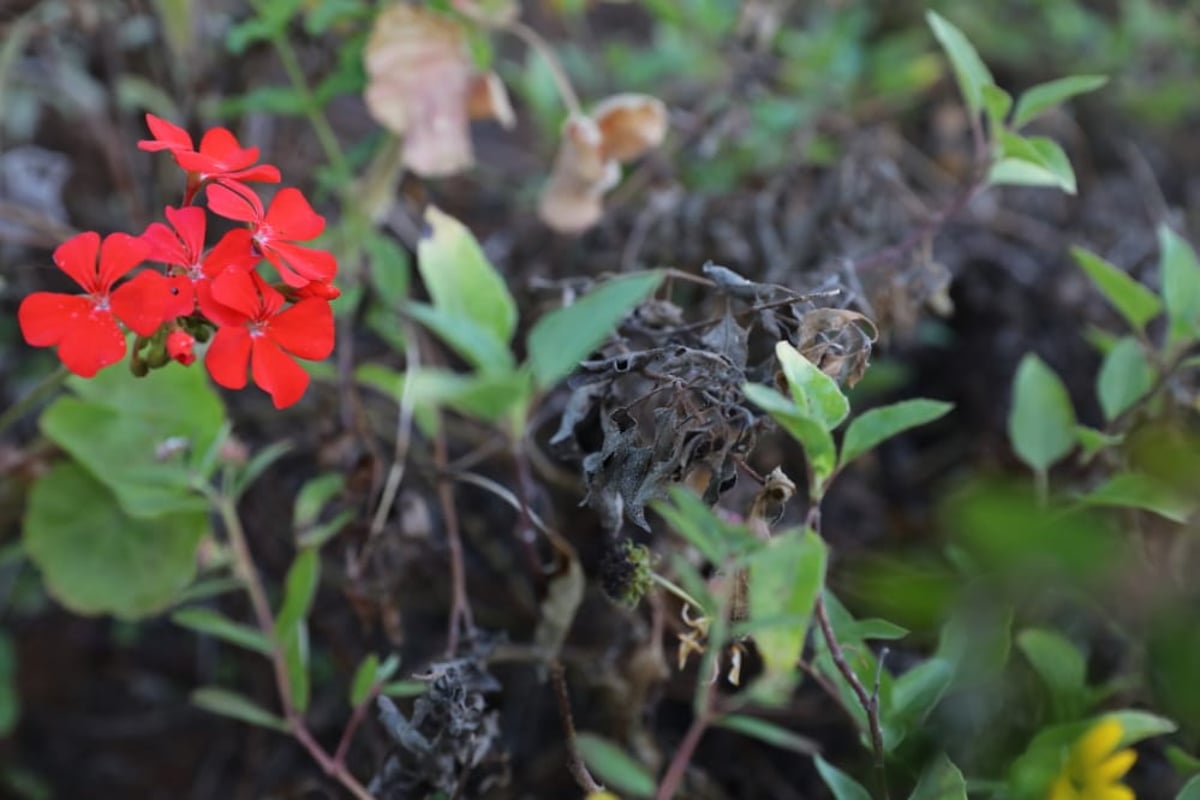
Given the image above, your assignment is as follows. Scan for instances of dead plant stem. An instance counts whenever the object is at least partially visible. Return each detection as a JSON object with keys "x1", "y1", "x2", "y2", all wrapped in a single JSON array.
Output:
[{"x1": 551, "y1": 659, "x2": 603, "y2": 793}]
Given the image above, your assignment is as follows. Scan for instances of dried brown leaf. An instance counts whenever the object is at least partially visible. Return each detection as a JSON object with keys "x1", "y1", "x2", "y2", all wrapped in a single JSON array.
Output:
[
  {"x1": 538, "y1": 115, "x2": 620, "y2": 233},
  {"x1": 592, "y1": 93, "x2": 669, "y2": 163}
]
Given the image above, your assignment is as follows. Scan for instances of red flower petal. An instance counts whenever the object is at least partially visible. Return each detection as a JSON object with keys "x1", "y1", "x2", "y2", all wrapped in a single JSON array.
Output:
[
  {"x1": 202, "y1": 229, "x2": 261, "y2": 279},
  {"x1": 265, "y1": 188, "x2": 325, "y2": 240},
  {"x1": 269, "y1": 298, "x2": 335, "y2": 360},
  {"x1": 111, "y1": 270, "x2": 171, "y2": 336},
  {"x1": 168, "y1": 205, "x2": 206, "y2": 259},
  {"x1": 18, "y1": 292, "x2": 91, "y2": 346},
  {"x1": 293, "y1": 280, "x2": 342, "y2": 301},
  {"x1": 265, "y1": 241, "x2": 338, "y2": 287},
  {"x1": 97, "y1": 233, "x2": 151, "y2": 291},
  {"x1": 204, "y1": 325, "x2": 252, "y2": 389},
  {"x1": 163, "y1": 275, "x2": 196, "y2": 318},
  {"x1": 55, "y1": 310, "x2": 127, "y2": 378},
  {"x1": 138, "y1": 114, "x2": 193, "y2": 152},
  {"x1": 251, "y1": 336, "x2": 311, "y2": 408},
  {"x1": 195, "y1": 279, "x2": 241, "y2": 328},
  {"x1": 53, "y1": 232, "x2": 102, "y2": 293},
  {"x1": 207, "y1": 182, "x2": 265, "y2": 224},
  {"x1": 194, "y1": 127, "x2": 259, "y2": 170},
  {"x1": 217, "y1": 166, "x2": 282, "y2": 187}
]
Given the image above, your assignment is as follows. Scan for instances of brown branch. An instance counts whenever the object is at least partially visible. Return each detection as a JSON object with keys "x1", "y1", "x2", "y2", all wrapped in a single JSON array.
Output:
[
  {"x1": 551, "y1": 660, "x2": 603, "y2": 794},
  {"x1": 433, "y1": 423, "x2": 475, "y2": 657}
]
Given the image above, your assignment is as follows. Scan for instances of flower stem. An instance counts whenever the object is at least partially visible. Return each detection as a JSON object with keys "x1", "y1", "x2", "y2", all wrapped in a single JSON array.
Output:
[{"x1": 0, "y1": 366, "x2": 69, "y2": 437}]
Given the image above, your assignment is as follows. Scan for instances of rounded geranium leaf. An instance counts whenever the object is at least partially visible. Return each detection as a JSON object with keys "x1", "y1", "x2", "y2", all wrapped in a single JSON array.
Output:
[
  {"x1": 18, "y1": 292, "x2": 90, "y2": 347},
  {"x1": 270, "y1": 298, "x2": 335, "y2": 360},
  {"x1": 204, "y1": 326, "x2": 252, "y2": 389},
  {"x1": 251, "y1": 337, "x2": 310, "y2": 409},
  {"x1": 53, "y1": 231, "x2": 102, "y2": 292},
  {"x1": 55, "y1": 310, "x2": 127, "y2": 378}
]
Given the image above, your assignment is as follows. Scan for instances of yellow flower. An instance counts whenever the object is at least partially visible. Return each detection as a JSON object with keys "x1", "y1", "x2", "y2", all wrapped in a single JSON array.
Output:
[
  {"x1": 1047, "y1": 719, "x2": 1137, "y2": 800},
  {"x1": 585, "y1": 792, "x2": 621, "y2": 800}
]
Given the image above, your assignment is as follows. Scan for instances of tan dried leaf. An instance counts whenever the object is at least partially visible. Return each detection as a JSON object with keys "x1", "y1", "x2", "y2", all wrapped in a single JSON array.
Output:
[
  {"x1": 538, "y1": 115, "x2": 620, "y2": 233},
  {"x1": 363, "y1": 5, "x2": 476, "y2": 176},
  {"x1": 466, "y1": 71, "x2": 516, "y2": 129},
  {"x1": 592, "y1": 93, "x2": 669, "y2": 163}
]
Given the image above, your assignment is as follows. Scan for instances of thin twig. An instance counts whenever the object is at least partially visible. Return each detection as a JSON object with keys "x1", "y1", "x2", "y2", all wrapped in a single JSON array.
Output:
[
  {"x1": 814, "y1": 594, "x2": 889, "y2": 800},
  {"x1": 655, "y1": 693, "x2": 713, "y2": 800},
  {"x1": 0, "y1": 366, "x2": 69, "y2": 436},
  {"x1": 550, "y1": 659, "x2": 603, "y2": 793},
  {"x1": 433, "y1": 422, "x2": 475, "y2": 656},
  {"x1": 503, "y1": 20, "x2": 583, "y2": 117},
  {"x1": 369, "y1": 326, "x2": 420, "y2": 536}
]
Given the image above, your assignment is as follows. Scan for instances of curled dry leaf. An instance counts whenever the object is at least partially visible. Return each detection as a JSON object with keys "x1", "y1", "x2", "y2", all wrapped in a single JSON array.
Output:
[
  {"x1": 539, "y1": 94, "x2": 668, "y2": 233},
  {"x1": 364, "y1": 5, "x2": 514, "y2": 177}
]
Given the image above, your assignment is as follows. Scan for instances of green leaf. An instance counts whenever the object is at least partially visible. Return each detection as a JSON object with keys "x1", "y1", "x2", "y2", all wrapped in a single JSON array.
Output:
[
  {"x1": 0, "y1": 632, "x2": 18, "y2": 736},
  {"x1": 232, "y1": 441, "x2": 293, "y2": 499},
  {"x1": 1167, "y1": 746, "x2": 1200, "y2": 777},
  {"x1": 575, "y1": 733, "x2": 656, "y2": 799},
  {"x1": 743, "y1": 383, "x2": 837, "y2": 491},
  {"x1": 191, "y1": 687, "x2": 288, "y2": 732},
  {"x1": 981, "y1": 84, "x2": 1012, "y2": 130},
  {"x1": 1070, "y1": 246, "x2": 1162, "y2": 332},
  {"x1": 1106, "y1": 709, "x2": 1177, "y2": 745},
  {"x1": 815, "y1": 755, "x2": 873, "y2": 800},
  {"x1": 527, "y1": 271, "x2": 664, "y2": 389},
  {"x1": 747, "y1": 528, "x2": 827, "y2": 703},
  {"x1": 406, "y1": 301, "x2": 515, "y2": 373},
  {"x1": 1012, "y1": 75, "x2": 1108, "y2": 129},
  {"x1": 775, "y1": 341, "x2": 849, "y2": 430},
  {"x1": 381, "y1": 680, "x2": 427, "y2": 698},
  {"x1": 990, "y1": 132, "x2": 1076, "y2": 194},
  {"x1": 1012, "y1": 74, "x2": 1104, "y2": 128},
  {"x1": 172, "y1": 607, "x2": 273, "y2": 656},
  {"x1": 350, "y1": 654, "x2": 380, "y2": 707},
  {"x1": 1008, "y1": 354, "x2": 1076, "y2": 474},
  {"x1": 1178, "y1": 775, "x2": 1200, "y2": 800},
  {"x1": 716, "y1": 714, "x2": 818, "y2": 754},
  {"x1": 364, "y1": 231, "x2": 411, "y2": 307},
  {"x1": 883, "y1": 657, "x2": 955, "y2": 751},
  {"x1": 275, "y1": 549, "x2": 320, "y2": 637},
  {"x1": 1074, "y1": 425, "x2": 1123, "y2": 462},
  {"x1": 910, "y1": 754, "x2": 967, "y2": 800},
  {"x1": 281, "y1": 621, "x2": 310, "y2": 712},
  {"x1": 1159, "y1": 225, "x2": 1200, "y2": 341},
  {"x1": 416, "y1": 206, "x2": 517, "y2": 346},
  {"x1": 1016, "y1": 628, "x2": 1087, "y2": 720},
  {"x1": 1081, "y1": 472, "x2": 1197, "y2": 523},
  {"x1": 294, "y1": 474, "x2": 344, "y2": 530},
  {"x1": 24, "y1": 463, "x2": 207, "y2": 619},
  {"x1": 926, "y1": 11, "x2": 993, "y2": 115},
  {"x1": 43, "y1": 363, "x2": 225, "y2": 518},
  {"x1": 840, "y1": 399, "x2": 953, "y2": 467},
  {"x1": 1097, "y1": 336, "x2": 1155, "y2": 421}
]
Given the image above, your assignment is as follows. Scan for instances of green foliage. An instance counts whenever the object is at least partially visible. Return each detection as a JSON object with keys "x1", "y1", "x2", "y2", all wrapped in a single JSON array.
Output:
[
  {"x1": 909, "y1": 754, "x2": 967, "y2": 800},
  {"x1": 1070, "y1": 246, "x2": 1162, "y2": 333},
  {"x1": 715, "y1": 714, "x2": 818, "y2": 755},
  {"x1": 191, "y1": 687, "x2": 288, "y2": 732},
  {"x1": 840, "y1": 399, "x2": 953, "y2": 467},
  {"x1": 1007, "y1": 354, "x2": 1076, "y2": 476},
  {"x1": 926, "y1": 11, "x2": 993, "y2": 115},
  {"x1": 25, "y1": 463, "x2": 208, "y2": 618},
  {"x1": 1015, "y1": 628, "x2": 1088, "y2": 721},
  {"x1": 1011, "y1": 75, "x2": 1107, "y2": 129},
  {"x1": 745, "y1": 528, "x2": 826, "y2": 703},
  {"x1": 575, "y1": 733, "x2": 656, "y2": 798},
  {"x1": 527, "y1": 271, "x2": 664, "y2": 389},
  {"x1": 349, "y1": 654, "x2": 379, "y2": 707},
  {"x1": 1081, "y1": 472, "x2": 1196, "y2": 523},
  {"x1": 416, "y1": 206, "x2": 518, "y2": 350},
  {"x1": 171, "y1": 607, "x2": 273, "y2": 656},
  {"x1": 1159, "y1": 224, "x2": 1200, "y2": 343},
  {"x1": 0, "y1": 632, "x2": 18, "y2": 737},
  {"x1": 989, "y1": 132, "x2": 1076, "y2": 193},
  {"x1": 814, "y1": 755, "x2": 873, "y2": 800},
  {"x1": 1096, "y1": 337, "x2": 1155, "y2": 421}
]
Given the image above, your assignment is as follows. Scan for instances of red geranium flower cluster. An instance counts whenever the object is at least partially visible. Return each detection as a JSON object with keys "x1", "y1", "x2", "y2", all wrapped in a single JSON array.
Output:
[{"x1": 18, "y1": 114, "x2": 337, "y2": 409}]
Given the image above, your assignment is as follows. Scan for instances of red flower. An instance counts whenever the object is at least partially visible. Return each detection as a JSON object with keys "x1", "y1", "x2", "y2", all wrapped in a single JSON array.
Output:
[
  {"x1": 166, "y1": 330, "x2": 196, "y2": 366},
  {"x1": 207, "y1": 184, "x2": 337, "y2": 288},
  {"x1": 18, "y1": 232, "x2": 169, "y2": 377},
  {"x1": 138, "y1": 114, "x2": 281, "y2": 201},
  {"x1": 141, "y1": 207, "x2": 261, "y2": 318},
  {"x1": 203, "y1": 271, "x2": 334, "y2": 408}
]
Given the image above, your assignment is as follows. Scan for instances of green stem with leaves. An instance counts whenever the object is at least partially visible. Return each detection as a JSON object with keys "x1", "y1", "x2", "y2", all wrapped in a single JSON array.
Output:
[{"x1": 211, "y1": 488, "x2": 376, "y2": 800}]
